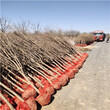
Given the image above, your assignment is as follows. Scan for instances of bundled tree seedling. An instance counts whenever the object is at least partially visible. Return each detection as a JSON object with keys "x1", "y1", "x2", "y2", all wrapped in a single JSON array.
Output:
[{"x1": 0, "y1": 30, "x2": 89, "y2": 110}]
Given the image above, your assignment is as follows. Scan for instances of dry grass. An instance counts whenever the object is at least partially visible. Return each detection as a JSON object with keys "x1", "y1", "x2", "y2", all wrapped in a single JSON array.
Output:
[{"x1": 75, "y1": 46, "x2": 92, "y2": 52}]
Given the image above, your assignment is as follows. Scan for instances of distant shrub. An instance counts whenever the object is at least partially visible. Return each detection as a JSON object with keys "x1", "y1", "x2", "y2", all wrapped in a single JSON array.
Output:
[{"x1": 74, "y1": 33, "x2": 94, "y2": 45}]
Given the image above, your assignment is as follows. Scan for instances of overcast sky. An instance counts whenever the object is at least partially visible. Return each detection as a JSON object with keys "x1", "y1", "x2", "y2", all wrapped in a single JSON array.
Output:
[{"x1": 1, "y1": 1, "x2": 110, "y2": 33}]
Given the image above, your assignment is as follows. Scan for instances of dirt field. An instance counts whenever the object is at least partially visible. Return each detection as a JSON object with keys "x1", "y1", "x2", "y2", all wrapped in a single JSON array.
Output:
[{"x1": 41, "y1": 40, "x2": 110, "y2": 110}]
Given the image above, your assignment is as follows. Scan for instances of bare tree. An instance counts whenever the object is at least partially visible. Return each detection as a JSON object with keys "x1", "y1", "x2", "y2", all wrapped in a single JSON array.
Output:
[
  {"x1": 0, "y1": 17, "x2": 10, "y2": 33},
  {"x1": 14, "y1": 20, "x2": 30, "y2": 34},
  {"x1": 64, "y1": 30, "x2": 80, "y2": 37},
  {"x1": 44, "y1": 25, "x2": 58, "y2": 35},
  {"x1": 32, "y1": 23, "x2": 41, "y2": 34}
]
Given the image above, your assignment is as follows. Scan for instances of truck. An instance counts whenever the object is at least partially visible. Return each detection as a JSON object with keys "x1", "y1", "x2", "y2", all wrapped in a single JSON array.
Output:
[{"x1": 93, "y1": 30, "x2": 105, "y2": 41}]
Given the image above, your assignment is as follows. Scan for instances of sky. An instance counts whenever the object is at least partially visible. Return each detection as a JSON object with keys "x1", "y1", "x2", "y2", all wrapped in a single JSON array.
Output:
[{"x1": 1, "y1": 0, "x2": 110, "y2": 33}]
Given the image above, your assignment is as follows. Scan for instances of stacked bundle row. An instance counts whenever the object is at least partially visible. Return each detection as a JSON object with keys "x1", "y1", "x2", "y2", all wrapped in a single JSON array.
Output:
[{"x1": 0, "y1": 32, "x2": 88, "y2": 110}]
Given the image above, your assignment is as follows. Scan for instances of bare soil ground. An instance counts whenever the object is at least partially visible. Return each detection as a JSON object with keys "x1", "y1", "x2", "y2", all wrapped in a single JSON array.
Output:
[{"x1": 41, "y1": 40, "x2": 110, "y2": 110}]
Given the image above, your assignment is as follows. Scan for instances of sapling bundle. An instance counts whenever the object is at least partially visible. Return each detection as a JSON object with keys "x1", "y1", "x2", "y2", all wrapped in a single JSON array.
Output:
[
  {"x1": 0, "y1": 31, "x2": 88, "y2": 109},
  {"x1": 0, "y1": 33, "x2": 39, "y2": 109}
]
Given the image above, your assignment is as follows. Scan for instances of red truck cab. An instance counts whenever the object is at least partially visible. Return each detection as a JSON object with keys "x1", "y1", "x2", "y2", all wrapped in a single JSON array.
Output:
[{"x1": 93, "y1": 30, "x2": 105, "y2": 41}]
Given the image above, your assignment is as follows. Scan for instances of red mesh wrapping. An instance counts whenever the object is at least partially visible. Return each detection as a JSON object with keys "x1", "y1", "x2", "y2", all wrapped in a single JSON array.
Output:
[
  {"x1": 16, "y1": 101, "x2": 30, "y2": 110},
  {"x1": 72, "y1": 66, "x2": 79, "y2": 73},
  {"x1": 58, "y1": 74, "x2": 69, "y2": 86},
  {"x1": 0, "y1": 104, "x2": 10, "y2": 110},
  {"x1": 14, "y1": 98, "x2": 21, "y2": 105},
  {"x1": 22, "y1": 86, "x2": 36, "y2": 100},
  {"x1": 35, "y1": 83, "x2": 42, "y2": 88},
  {"x1": 20, "y1": 83, "x2": 29, "y2": 90},
  {"x1": 39, "y1": 84, "x2": 55, "y2": 95},
  {"x1": 76, "y1": 61, "x2": 83, "y2": 69},
  {"x1": 83, "y1": 53, "x2": 89, "y2": 58},
  {"x1": 52, "y1": 79, "x2": 61, "y2": 90},
  {"x1": 26, "y1": 97, "x2": 37, "y2": 110},
  {"x1": 65, "y1": 69, "x2": 75, "y2": 79},
  {"x1": 47, "y1": 76, "x2": 56, "y2": 81},
  {"x1": 35, "y1": 93, "x2": 51, "y2": 106},
  {"x1": 15, "y1": 88, "x2": 23, "y2": 94}
]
